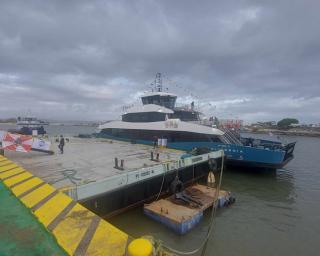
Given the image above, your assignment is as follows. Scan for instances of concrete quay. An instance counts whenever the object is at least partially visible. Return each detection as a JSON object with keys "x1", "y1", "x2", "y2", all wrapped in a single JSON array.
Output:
[{"x1": 4, "y1": 138, "x2": 223, "y2": 216}]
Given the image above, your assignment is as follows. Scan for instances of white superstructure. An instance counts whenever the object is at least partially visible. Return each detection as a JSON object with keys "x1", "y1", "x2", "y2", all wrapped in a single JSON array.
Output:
[
  {"x1": 98, "y1": 73, "x2": 225, "y2": 142},
  {"x1": 99, "y1": 119, "x2": 224, "y2": 136}
]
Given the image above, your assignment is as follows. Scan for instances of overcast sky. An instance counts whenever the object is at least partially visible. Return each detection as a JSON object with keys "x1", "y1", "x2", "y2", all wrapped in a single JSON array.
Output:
[{"x1": 0, "y1": 0, "x2": 319, "y2": 123}]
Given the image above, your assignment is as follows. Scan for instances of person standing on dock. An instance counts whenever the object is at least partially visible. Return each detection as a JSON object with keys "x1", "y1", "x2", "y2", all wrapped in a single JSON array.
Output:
[
  {"x1": 153, "y1": 136, "x2": 158, "y2": 149},
  {"x1": 58, "y1": 135, "x2": 65, "y2": 154}
]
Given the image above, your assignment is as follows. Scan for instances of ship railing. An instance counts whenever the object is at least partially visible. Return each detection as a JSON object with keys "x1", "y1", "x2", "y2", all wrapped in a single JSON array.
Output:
[
  {"x1": 174, "y1": 103, "x2": 201, "y2": 112},
  {"x1": 220, "y1": 127, "x2": 243, "y2": 145}
]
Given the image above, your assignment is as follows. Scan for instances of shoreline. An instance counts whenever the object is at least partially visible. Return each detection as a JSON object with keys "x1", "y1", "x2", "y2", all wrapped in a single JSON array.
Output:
[
  {"x1": 247, "y1": 129, "x2": 320, "y2": 138},
  {"x1": 0, "y1": 122, "x2": 16, "y2": 125},
  {"x1": 0, "y1": 122, "x2": 97, "y2": 127},
  {"x1": 1, "y1": 122, "x2": 319, "y2": 138}
]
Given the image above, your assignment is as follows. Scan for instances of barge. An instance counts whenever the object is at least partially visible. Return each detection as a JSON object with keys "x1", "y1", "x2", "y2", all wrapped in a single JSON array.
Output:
[
  {"x1": 144, "y1": 184, "x2": 234, "y2": 234},
  {"x1": 5, "y1": 137, "x2": 224, "y2": 217}
]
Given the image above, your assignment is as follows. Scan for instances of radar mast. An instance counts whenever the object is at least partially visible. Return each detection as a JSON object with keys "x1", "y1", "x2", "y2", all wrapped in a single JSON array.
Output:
[{"x1": 155, "y1": 73, "x2": 162, "y2": 92}]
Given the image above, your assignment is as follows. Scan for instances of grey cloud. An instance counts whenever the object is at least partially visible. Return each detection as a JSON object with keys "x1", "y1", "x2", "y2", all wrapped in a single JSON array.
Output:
[{"x1": 0, "y1": 0, "x2": 319, "y2": 123}]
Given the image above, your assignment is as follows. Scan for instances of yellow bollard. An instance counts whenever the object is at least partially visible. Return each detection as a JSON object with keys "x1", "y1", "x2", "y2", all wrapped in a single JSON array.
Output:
[{"x1": 128, "y1": 238, "x2": 153, "y2": 256}]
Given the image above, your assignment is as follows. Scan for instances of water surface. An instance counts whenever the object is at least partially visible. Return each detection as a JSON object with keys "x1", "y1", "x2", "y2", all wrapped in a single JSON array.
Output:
[
  {"x1": 110, "y1": 135, "x2": 320, "y2": 256},
  {"x1": 1, "y1": 124, "x2": 319, "y2": 255}
]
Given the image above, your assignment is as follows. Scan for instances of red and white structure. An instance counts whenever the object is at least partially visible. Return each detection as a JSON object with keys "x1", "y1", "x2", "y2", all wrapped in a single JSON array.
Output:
[
  {"x1": 0, "y1": 131, "x2": 52, "y2": 153},
  {"x1": 219, "y1": 119, "x2": 243, "y2": 129},
  {"x1": 1, "y1": 132, "x2": 33, "y2": 152}
]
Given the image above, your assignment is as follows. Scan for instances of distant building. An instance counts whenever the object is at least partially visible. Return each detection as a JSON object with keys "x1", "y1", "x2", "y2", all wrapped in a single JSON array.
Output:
[
  {"x1": 218, "y1": 119, "x2": 243, "y2": 129},
  {"x1": 256, "y1": 121, "x2": 277, "y2": 127},
  {"x1": 289, "y1": 123, "x2": 301, "y2": 128}
]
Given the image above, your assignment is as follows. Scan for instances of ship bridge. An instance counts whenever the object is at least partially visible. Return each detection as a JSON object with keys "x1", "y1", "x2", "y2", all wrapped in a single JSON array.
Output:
[{"x1": 141, "y1": 92, "x2": 177, "y2": 110}]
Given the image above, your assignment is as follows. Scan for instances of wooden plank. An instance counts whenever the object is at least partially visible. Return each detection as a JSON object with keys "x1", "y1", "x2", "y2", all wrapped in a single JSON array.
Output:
[{"x1": 144, "y1": 199, "x2": 199, "y2": 223}]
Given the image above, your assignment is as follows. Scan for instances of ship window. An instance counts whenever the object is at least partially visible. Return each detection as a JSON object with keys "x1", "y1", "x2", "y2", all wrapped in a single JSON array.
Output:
[
  {"x1": 173, "y1": 110, "x2": 200, "y2": 121},
  {"x1": 141, "y1": 95, "x2": 176, "y2": 109},
  {"x1": 122, "y1": 112, "x2": 166, "y2": 122}
]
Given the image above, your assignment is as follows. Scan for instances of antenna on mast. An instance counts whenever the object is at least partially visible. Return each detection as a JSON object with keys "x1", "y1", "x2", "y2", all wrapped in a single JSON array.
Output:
[{"x1": 155, "y1": 73, "x2": 162, "y2": 92}]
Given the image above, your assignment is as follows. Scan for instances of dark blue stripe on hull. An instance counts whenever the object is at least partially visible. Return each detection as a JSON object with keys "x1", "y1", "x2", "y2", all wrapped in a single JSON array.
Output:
[{"x1": 226, "y1": 156, "x2": 293, "y2": 170}]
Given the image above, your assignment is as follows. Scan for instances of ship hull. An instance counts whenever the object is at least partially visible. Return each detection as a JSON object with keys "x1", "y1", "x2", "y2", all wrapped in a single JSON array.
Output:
[
  {"x1": 167, "y1": 141, "x2": 295, "y2": 169},
  {"x1": 80, "y1": 161, "x2": 219, "y2": 217},
  {"x1": 97, "y1": 131, "x2": 295, "y2": 170}
]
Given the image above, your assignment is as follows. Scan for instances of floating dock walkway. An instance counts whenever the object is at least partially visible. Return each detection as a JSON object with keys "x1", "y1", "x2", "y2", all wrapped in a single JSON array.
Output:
[{"x1": 0, "y1": 155, "x2": 128, "y2": 256}]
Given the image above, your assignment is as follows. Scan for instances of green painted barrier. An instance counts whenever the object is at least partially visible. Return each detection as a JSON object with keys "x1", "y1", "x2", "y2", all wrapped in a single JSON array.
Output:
[{"x1": 0, "y1": 181, "x2": 67, "y2": 256}]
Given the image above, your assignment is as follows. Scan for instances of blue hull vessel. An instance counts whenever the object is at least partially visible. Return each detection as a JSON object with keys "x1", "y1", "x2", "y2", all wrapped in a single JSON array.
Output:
[
  {"x1": 97, "y1": 73, "x2": 296, "y2": 170},
  {"x1": 168, "y1": 141, "x2": 296, "y2": 169},
  {"x1": 96, "y1": 133, "x2": 296, "y2": 169}
]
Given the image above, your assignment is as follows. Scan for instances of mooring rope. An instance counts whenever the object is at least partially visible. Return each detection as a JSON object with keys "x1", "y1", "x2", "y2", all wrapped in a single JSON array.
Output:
[
  {"x1": 155, "y1": 168, "x2": 167, "y2": 201},
  {"x1": 161, "y1": 150, "x2": 225, "y2": 256}
]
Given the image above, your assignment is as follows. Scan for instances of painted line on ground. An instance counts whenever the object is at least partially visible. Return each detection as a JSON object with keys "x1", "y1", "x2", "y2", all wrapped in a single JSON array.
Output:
[
  {"x1": 0, "y1": 167, "x2": 24, "y2": 179},
  {"x1": 0, "y1": 161, "x2": 12, "y2": 167},
  {"x1": 74, "y1": 216, "x2": 101, "y2": 256},
  {"x1": 31, "y1": 190, "x2": 59, "y2": 212},
  {"x1": 18, "y1": 181, "x2": 46, "y2": 199},
  {"x1": 10, "y1": 175, "x2": 36, "y2": 188},
  {"x1": 0, "y1": 166, "x2": 19, "y2": 174},
  {"x1": 0, "y1": 164, "x2": 20, "y2": 173},
  {"x1": 2, "y1": 170, "x2": 26, "y2": 181},
  {"x1": 4, "y1": 172, "x2": 33, "y2": 187},
  {"x1": 15, "y1": 180, "x2": 46, "y2": 198},
  {"x1": 52, "y1": 203, "x2": 96, "y2": 255},
  {"x1": 0, "y1": 155, "x2": 129, "y2": 256},
  {"x1": 46, "y1": 200, "x2": 77, "y2": 231}
]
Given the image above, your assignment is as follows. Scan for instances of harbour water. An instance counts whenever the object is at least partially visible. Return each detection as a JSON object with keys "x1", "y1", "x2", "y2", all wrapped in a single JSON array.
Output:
[
  {"x1": 110, "y1": 135, "x2": 320, "y2": 256},
  {"x1": 0, "y1": 123, "x2": 97, "y2": 137},
  {"x1": 1, "y1": 124, "x2": 319, "y2": 255}
]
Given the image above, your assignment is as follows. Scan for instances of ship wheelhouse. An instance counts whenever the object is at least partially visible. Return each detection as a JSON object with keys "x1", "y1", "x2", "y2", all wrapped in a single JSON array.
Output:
[
  {"x1": 141, "y1": 92, "x2": 177, "y2": 110},
  {"x1": 122, "y1": 104, "x2": 174, "y2": 122},
  {"x1": 140, "y1": 92, "x2": 201, "y2": 122}
]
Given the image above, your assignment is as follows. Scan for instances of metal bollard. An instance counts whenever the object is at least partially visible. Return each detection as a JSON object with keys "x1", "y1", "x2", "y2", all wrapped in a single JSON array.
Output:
[
  {"x1": 150, "y1": 151, "x2": 154, "y2": 161},
  {"x1": 114, "y1": 157, "x2": 119, "y2": 168},
  {"x1": 156, "y1": 153, "x2": 159, "y2": 161},
  {"x1": 120, "y1": 159, "x2": 124, "y2": 170}
]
